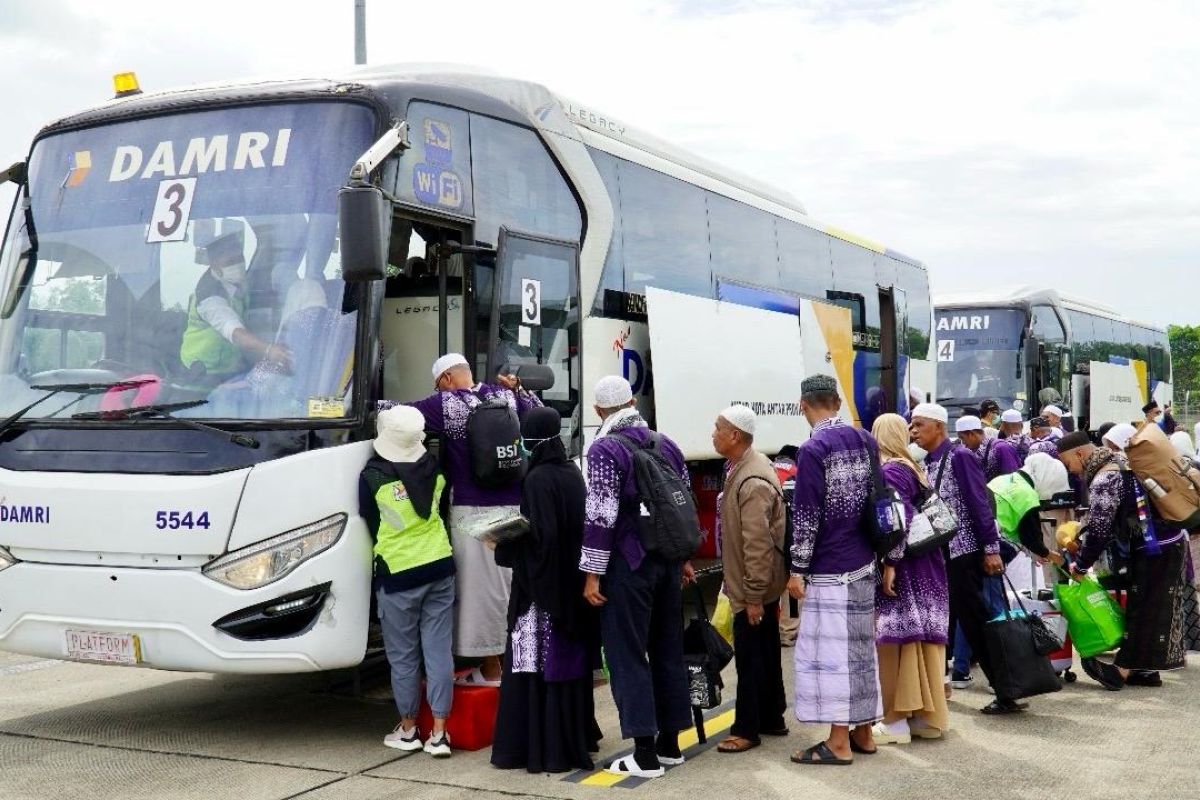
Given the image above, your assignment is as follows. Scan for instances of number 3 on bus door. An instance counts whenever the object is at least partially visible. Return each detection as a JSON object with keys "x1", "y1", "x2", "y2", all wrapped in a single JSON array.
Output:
[
  {"x1": 146, "y1": 177, "x2": 197, "y2": 244},
  {"x1": 521, "y1": 277, "x2": 541, "y2": 326}
]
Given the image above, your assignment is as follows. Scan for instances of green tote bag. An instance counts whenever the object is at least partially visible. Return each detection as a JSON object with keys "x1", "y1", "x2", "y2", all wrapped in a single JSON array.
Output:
[{"x1": 1054, "y1": 574, "x2": 1126, "y2": 658}]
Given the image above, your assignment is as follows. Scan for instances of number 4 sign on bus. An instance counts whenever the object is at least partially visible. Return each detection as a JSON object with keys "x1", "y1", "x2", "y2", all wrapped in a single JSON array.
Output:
[
  {"x1": 937, "y1": 339, "x2": 956, "y2": 362},
  {"x1": 146, "y1": 177, "x2": 197, "y2": 243}
]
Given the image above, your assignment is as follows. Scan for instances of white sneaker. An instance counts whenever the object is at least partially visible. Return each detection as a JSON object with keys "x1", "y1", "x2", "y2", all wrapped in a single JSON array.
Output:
[
  {"x1": 872, "y1": 720, "x2": 911, "y2": 745},
  {"x1": 424, "y1": 731, "x2": 452, "y2": 758},
  {"x1": 455, "y1": 666, "x2": 501, "y2": 688},
  {"x1": 909, "y1": 717, "x2": 943, "y2": 740},
  {"x1": 383, "y1": 724, "x2": 423, "y2": 751}
]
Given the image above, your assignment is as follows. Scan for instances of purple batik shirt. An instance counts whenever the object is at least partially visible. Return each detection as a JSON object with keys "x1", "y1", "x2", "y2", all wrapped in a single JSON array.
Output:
[
  {"x1": 925, "y1": 439, "x2": 1001, "y2": 560},
  {"x1": 790, "y1": 417, "x2": 875, "y2": 577},
  {"x1": 398, "y1": 384, "x2": 542, "y2": 508},
  {"x1": 977, "y1": 437, "x2": 1022, "y2": 482},
  {"x1": 579, "y1": 418, "x2": 690, "y2": 575}
]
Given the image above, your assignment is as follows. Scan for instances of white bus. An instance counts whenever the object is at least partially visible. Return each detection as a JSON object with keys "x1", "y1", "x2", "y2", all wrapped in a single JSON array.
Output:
[
  {"x1": 0, "y1": 66, "x2": 933, "y2": 672},
  {"x1": 935, "y1": 287, "x2": 1171, "y2": 431}
]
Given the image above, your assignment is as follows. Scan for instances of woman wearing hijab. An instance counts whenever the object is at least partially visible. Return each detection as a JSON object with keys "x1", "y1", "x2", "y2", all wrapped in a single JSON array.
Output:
[
  {"x1": 869, "y1": 413, "x2": 950, "y2": 745},
  {"x1": 989, "y1": 453, "x2": 1070, "y2": 565},
  {"x1": 491, "y1": 407, "x2": 601, "y2": 773}
]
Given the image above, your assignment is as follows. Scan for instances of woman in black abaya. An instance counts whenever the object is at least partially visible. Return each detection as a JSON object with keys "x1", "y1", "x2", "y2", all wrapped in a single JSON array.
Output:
[{"x1": 490, "y1": 407, "x2": 601, "y2": 773}]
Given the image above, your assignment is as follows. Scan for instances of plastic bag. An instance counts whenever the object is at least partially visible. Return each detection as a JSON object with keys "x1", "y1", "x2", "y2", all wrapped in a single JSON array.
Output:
[
  {"x1": 711, "y1": 593, "x2": 734, "y2": 645},
  {"x1": 1054, "y1": 575, "x2": 1125, "y2": 658}
]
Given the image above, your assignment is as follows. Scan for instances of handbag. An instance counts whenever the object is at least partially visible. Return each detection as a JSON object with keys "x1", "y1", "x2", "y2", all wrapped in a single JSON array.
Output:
[
  {"x1": 907, "y1": 449, "x2": 959, "y2": 556},
  {"x1": 1003, "y1": 573, "x2": 1063, "y2": 656},
  {"x1": 984, "y1": 581, "x2": 1063, "y2": 700},
  {"x1": 682, "y1": 585, "x2": 731, "y2": 713},
  {"x1": 472, "y1": 510, "x2": 531, "y2": 543},
  {"x1": 858, "y1": 430, "x2": 908, "y2": 558},
  {"x1": 1053, "y1": 570, "x2": 1126, "y2": 658}
]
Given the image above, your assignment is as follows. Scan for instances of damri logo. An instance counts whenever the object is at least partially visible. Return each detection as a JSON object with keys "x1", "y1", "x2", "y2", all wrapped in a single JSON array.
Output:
[
  {"x1": 0, "y1": 497, "x2": 50, "y2": 524},
  {"x1": 936, "y1": 315, "x2": 991, "y2": 332},
  {"x1": 108, "y1": 129, "x2": 292, "y2": 182}
]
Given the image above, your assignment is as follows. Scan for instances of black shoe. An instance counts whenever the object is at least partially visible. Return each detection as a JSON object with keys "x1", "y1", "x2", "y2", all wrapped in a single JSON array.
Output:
[
  {"x1": 1124, "y1": 670, "x2": 1162, "y2": 687},
  {"x1": 1081, "y1": 657, "x2": 1125, "y2": 691},
  {"x1": 981, "y1": 699, "x2": 1028, "y2": 715}
]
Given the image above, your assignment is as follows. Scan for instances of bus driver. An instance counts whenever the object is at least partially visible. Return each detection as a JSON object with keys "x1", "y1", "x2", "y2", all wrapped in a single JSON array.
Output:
[{"x1": 179, "y1": 231, "x2": 292, "y2": 385}]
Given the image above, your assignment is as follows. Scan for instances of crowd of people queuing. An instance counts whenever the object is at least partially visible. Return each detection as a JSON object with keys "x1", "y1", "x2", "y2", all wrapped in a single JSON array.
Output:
[{"x1": 360, "y1": 355, "x2": 1199, "y2": 774}]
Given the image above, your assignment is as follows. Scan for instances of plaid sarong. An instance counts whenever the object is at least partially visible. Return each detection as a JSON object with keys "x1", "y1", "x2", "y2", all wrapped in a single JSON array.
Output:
[{"x1": 794, "y1": 566, "x2": 883, "y2": 726}]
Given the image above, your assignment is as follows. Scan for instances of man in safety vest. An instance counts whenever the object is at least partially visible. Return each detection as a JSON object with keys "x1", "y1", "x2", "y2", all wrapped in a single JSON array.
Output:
[
  {"x1": 359, "y1": 405, "x2": 456, "y2": 757},
  {"x1": 988, "y1": 452, "x2": 1069, "y2": 567},
  {"x1": 179, "y1": 231, "x2": 291, "y2": 386}
]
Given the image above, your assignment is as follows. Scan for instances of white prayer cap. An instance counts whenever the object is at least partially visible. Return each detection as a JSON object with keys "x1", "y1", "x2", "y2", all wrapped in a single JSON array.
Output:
[
  {"x1": 955, "y1": 415, "x2": 984, "y2": 433},
  {"x1": 1103, "y1": 422, "x2": 1137, "y2": 451},
  {"x1": 594, "y1": 375, "x2": 634, "y2": 408},
  {"x1": 1023, "y1": 452, "x2": 1070, "y2": 501},
  {"x1": 911, "y1": 403, "x2": 948, "y2": 424},
  {"x1": 1001, "y1": 409, "x2": 1024, "y2": 424},
  {"x1": 910, "y1": 385, "x2": 925, "y2": 401},
  {"x1": 374, "y1": 405, "x2": 427, "y2": 463},
  {"x1": 720, "y1": 405, "x2": 757, "y2": 435},
  {"x1": 431, "y1": 352, "x2": 469, "y2": 382},
  {"x1": 1042, "y1": 405, "x2": 1064, "y2": 419}
]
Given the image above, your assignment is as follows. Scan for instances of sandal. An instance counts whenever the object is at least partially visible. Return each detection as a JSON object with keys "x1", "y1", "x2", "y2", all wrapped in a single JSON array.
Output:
[
  {"x1": 849, "y1": 736, "x2": 877, "y2": 755},
  {"x1": 605, "y1": 754, "x2": 664, "y2": 779},
  {"x1": 790, "y1": 742, "x2": 852, "y2": 766},
  {"x1": 717, "y1": 736, "x2": 759, "y2": 753}
]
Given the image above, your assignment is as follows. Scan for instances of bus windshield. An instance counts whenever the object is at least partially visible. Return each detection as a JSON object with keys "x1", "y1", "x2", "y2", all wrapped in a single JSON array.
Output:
[
  {"x1": 0, "y1": 101, "x2": 376, "y2": 422},
  {"x1": 934, "y1": 307, "x2": 1027, "y2": 411}
]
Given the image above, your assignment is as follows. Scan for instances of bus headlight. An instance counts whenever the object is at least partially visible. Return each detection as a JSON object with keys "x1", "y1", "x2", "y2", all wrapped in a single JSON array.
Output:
[
  {"x1": 202, "y1": 514, "x2": 347, "y2": 590},
  {"x1": 0, "y1": 546, "x2": 17, "y2": 572}
]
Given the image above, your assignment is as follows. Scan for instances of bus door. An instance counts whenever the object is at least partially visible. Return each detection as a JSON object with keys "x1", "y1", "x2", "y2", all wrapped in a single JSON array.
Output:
[
  {"x1": 378, "y1": 214, "x2": 467, "y2": 402},
  {"x1": 487, "y1": 228, "x2": 582, "y2": 454},
  {"x1": 878, "y1": 286, "x2": 899, "y2": 414}
]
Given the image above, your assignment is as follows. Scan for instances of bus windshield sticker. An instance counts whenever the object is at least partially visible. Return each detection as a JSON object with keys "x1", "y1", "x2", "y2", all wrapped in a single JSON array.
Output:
[
  {"x1": 306, "y1": 396, "x2": 344, "y2": 418},
  {"x1": 146, "y1": 177, "x2": 197, "y2": 243},
  {"x1": 937, "y1": 339, "x2": 955, "y2": 362},
  {"x1": 521, "y1": 278, "x2": 541, "y2": 326},
  {"x1": 518, "y1": 324, "x2": 532, "y2": 347},
  {"x1": 424, "y1": 119, "x2": 452, "y2": 165}
]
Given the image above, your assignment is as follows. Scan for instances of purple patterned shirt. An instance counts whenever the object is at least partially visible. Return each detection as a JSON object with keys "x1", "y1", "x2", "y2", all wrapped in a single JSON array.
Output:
[
  {"x1": 925, "y1": 439, "x2": 1001, "y2": 559},
  {"x1": 976, "y1": 437, "x2": 1022, "y2": 482},
  {"x1": 579, "y1": 416, "x2": 690, "y2": 575},
  {"x1": 790, "y1": 416, "x2": 875, "y2": 576},
  {"x1": 395, "y1": 383, "x2": 542, "y2": 508}
]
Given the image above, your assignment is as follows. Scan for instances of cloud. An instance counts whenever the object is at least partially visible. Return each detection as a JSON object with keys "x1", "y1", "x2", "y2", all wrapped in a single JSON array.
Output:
[{"x1": 0, "y1": 0, "x2": 1196, "y2": 328}]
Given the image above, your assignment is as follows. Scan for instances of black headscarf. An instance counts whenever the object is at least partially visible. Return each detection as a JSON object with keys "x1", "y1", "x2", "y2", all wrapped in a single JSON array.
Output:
[{"x1": 496, "y1": 407, "x2": 593, "y2": 640}]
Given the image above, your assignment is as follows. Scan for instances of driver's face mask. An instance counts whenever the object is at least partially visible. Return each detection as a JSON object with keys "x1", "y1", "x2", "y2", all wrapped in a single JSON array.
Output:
[{"x1": 218, "y1": 261, "x2": 247, "y2": 286}]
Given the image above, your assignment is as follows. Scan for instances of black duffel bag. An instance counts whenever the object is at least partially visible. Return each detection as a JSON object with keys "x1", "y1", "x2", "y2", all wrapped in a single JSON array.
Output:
[{"x1": 984, "y1": 577, "x2": 1063, "y2": 700}]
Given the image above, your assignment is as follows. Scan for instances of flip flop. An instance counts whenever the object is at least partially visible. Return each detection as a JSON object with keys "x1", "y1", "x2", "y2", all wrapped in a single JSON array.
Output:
[
  {"x1": 791, "y1": 742, "x2": 852, "y2": 766},
  {"x1": 717, "y1": 736, "x2": 759, "y2": 753},
  {"x1": 605, "y1": 754, "x2": 664, "y2": 779}
]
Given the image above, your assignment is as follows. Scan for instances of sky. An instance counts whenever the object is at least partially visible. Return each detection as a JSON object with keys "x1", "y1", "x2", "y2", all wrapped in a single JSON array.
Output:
[{"x1": 1, "y1": 0, "x2": 1197, "y2": 327}]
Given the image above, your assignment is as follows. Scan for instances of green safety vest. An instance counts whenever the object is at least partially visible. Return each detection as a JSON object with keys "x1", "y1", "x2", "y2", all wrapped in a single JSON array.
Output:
[
  {"x1": 373, "y1": 473, "x2": 451, "y2": 576},
  {"x1": 179, "y1": 289, "x2": 246, "y2": 377},
  {"x1": 988, "y1": 472, "x2": 1041, "y2": 543}
]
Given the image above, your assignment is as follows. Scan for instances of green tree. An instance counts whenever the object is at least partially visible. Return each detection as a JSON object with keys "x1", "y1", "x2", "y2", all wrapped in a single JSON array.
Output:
[{"x1": 1168, "y1": 324, "x2": 1200, "y2": 406}]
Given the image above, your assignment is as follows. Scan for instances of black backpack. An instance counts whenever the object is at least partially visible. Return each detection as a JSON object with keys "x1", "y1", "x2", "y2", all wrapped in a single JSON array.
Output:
[
  {"x1": 466, "y1": 399, "x2": 525, "y2": 489},
  {"x1": 610, "y1": 431, "x2": 702, "y2": 561},
  {"x1": 857, "y1": 429, "x2": 908, "y2": 558}
]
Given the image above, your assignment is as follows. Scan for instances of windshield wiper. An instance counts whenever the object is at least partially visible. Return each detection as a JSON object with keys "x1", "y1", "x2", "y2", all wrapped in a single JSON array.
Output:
[
  {"x1": 72, "y1": 400, "x2": 260, "y2": 449},
  {"x1": 0, "y1": 378, "x2": 157, "y2": 438}
]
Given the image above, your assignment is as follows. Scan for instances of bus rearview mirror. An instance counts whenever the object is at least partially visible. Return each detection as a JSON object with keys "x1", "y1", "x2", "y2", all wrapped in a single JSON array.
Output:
[
  {"x1": 1024, "y1": 335, "x2": 1042, "y2": 371},
  {"x1": 505, "y1": 363, "x2": 556, "y2": 392},
  {"x1": 338, "y1": 184, "x2": 390, "y2": 282}
]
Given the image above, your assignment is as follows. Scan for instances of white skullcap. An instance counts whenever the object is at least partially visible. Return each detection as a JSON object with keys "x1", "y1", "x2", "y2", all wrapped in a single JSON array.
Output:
[
  {"x1": 956, "y1": 415, "x2": 983, "y2": 433},
  {"x1": 1042, "y1": 405, "x2": 1064, "y2": 418},
  {"x1": 720, "y1": 405, "x2": 756, "y2": 435},
  {"x1": 594, "y1": 375, "x2": 634, "y2": 408},
  {"x1": 1102, "y1": 422, "x2": 1137, "y2": 451},
  {"x1": 431, "y1": 353, "x2": 469, "y2": 382},
  {"x1": 912, "y1": 403, "x2": 948, "y2": 424},
  {"x1": 1001, "y1": 409, "x2": 1024, "y2": 424},
  {"x1": 910, "y1": 385, "x2": 925, "y2": 400}
]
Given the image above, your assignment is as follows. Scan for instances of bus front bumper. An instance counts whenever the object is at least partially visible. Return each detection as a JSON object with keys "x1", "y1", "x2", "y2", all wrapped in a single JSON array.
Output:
[{"x1": 0, "y1": 530, "x2": 372, "y2": 674}]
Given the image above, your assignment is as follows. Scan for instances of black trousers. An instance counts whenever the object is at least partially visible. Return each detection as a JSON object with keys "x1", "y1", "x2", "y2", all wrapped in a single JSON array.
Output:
[
  {"x1": 731, "y1": 599, "x2": 787, "y2": 740},
  {"x1": 947, "y1": 554, "x2": 1010, "y2": 702}
]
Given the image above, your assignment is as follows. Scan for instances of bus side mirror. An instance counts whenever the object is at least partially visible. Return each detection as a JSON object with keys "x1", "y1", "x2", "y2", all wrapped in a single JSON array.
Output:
[
  {"x1": 338, "y1": 183, "x2": 390, "y2": 282},
  {"x1": 504, "y1": 363, "x2": 556, "y2": 392},
  {"x1": 1025, "y1": 335, "x2": 1042, "y2": 371}
]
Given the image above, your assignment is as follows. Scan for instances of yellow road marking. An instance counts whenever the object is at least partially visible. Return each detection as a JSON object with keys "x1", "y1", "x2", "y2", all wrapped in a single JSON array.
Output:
[
  {"x1": 678, "y1": 709, "x2": 735, "y2": 750},
  {"x1": 580, "y1": 771, "x2": 629, "y2": 787}
]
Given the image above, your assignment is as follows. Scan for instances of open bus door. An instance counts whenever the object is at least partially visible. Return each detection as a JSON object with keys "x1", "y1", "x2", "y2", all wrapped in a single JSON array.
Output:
[{"x1": 878, "y1": 286, "x2": 899, "y2": 414}]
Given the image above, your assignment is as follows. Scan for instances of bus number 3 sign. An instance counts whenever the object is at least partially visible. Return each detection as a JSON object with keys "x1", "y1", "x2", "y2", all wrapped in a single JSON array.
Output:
[{"x1": 521, "y1": 278, "x2": 541, "y2": 326}]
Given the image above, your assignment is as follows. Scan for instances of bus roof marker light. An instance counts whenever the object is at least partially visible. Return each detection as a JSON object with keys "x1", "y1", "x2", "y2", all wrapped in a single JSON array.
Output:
[{"x1": 112, "y1": 72, "x2": 142, "y2": 99}]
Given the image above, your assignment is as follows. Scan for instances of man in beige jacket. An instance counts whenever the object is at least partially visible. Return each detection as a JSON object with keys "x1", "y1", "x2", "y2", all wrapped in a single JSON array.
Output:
[{"x1": 711, "y1": 405, "x2": 789, "y2": 754}]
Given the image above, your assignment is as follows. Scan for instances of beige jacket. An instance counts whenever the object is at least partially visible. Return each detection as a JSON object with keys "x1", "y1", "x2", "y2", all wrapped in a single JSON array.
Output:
[{"x1": 720, "y1": 449, "x2": 788, "y2": 614}]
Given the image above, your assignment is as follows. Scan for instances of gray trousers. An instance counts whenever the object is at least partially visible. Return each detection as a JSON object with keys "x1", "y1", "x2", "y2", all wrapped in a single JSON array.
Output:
[{"x1": 377, "y1": 576, "x2": 456, "y2": 719}]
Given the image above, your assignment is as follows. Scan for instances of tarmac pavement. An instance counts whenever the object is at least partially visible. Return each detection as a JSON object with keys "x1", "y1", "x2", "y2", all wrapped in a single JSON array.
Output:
[{"x1": 1, "y1": 646, "x2": 1198, "y2": 800}]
